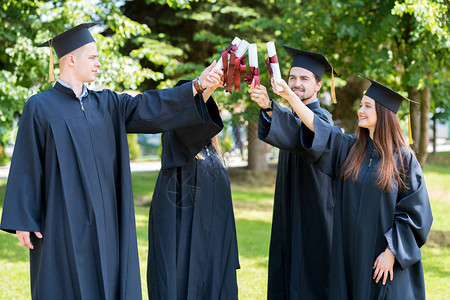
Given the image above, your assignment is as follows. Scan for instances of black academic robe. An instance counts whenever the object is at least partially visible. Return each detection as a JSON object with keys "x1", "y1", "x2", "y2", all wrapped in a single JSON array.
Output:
[
  {"x1": 0, "y1": 81, "x2": 207, "y2": 300},
  {"x1": 300, "y1": 116, "x2": 433, "y2": 300},
  {"x1": 259, "y1": 100, "x2": 334, "y2": 300},
  {"x1": 147, "y1": 98, "x2": 239, "y2": 300}
]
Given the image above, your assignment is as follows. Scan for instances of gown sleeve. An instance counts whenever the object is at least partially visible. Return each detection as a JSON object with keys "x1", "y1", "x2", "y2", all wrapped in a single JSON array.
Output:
[
  {"x1": 384, "y1": 151, "x2": 433, "y2": 270},
  {"x1": 258, "y1": 101, "x2": 305, "y2": 155},
  {"x1": 259, "y1": 101, "x2": 334, "y2": 156},
  {"x1": 0, "y1": 99, "x2": 45, "y2": 233},
  {"x1": 160, "y1": 96, "x2": 223, "y2": 169},
  {"x1": 118, "y1": 81, "x2": 207, "y2": 133},
  {"x1": 299, "y1": 115, "x2": 355, "y2": 178}
]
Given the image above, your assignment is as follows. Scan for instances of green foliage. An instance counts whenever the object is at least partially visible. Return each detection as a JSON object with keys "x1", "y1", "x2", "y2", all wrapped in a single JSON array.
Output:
[
  {"x1": 0, "y1": 0, "x2": 160, "y2": 145},
  {"x1": 220, "y1": 127, "x2": 232, "y2": 154},
  {"x1": 1, "y1": 0, "x2": 448, "y2": 158},
  {"x1": 252, "y1": 0, "x2": 449, "y2": 131},
  {"x1": 127, "y1": 134, "x2": 140, "y2": 161}
]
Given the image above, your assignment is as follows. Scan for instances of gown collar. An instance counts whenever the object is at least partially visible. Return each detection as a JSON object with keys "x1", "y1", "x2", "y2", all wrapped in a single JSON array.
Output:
[{"x1": 53, "y1": 81, "x2": 90, "y2": 98}]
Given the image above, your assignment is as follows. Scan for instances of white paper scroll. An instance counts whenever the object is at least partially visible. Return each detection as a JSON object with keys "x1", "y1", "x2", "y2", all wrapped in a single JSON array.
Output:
[
  {"x1": 248, "y1": 44, "x2": 258, "y2": 68},
  {"x1": 266, "y1": 41, "x2": 283, "y2": 91},
  {"x1": 235, "y1": 40, "x2": 249, "y2": 58},
  {"x1": 247, "y1": 43, "x2": 259, "y2": 86},
  {"x1": 212, "y1": 37, "x2": 241, "y2": 72}
]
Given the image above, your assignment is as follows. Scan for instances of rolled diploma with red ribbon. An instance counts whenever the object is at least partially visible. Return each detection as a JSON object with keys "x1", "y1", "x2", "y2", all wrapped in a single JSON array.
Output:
[
  {"x1": 212, "y1": 37, "x2": 241, "y2": 73},
  {"x1": 235, "y1": 39, "x2": 249, "y2": 59},
  {"x1": 266, "y1": 41, "x2": 283, "y2": 91},
  {"x1": 248, "y1": 43, "x2": 260, "y2": 86},
  {"x1": 226, "y1": 39, "x2": 249, "y2": 92}
]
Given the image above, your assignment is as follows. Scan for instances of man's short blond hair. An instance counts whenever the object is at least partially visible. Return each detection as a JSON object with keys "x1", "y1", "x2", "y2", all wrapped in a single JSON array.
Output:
[{"x1": 59, "y1": 45, "x2": 86, "y2": 69}]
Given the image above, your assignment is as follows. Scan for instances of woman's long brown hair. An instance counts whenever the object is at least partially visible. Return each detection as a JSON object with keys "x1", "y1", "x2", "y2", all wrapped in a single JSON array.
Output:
[
  {"x1": 195, "y1": 135, "x2": 225, "y2": 166},
  {"x1": 341, "y1": 102, "x2": 409, "y2": 192}
]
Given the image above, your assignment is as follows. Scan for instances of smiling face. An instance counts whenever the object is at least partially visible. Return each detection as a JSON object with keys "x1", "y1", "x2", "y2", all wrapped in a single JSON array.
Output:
[
  {"x1": 358, "y1": 95, "x2": 378, "y2": 136},
  {"x1": 288, "y1": 67, "x2": 322, "y2": 104},
  {"x1": 73, "y1": 42, "x2": 101, "y2": 83}
]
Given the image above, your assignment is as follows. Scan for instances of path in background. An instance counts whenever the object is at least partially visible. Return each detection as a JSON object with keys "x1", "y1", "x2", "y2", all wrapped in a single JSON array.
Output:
[
  {"x1": 1, "y1": 140, "x2": 448, "y2": 179},
  {"x1": 0, "y1": 155, "x2": 248, "y2": 179}
]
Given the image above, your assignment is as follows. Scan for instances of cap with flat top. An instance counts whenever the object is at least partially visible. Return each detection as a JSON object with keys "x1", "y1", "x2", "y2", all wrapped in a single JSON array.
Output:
[
  {"x1": 37, "y1": 22, "x2": 99, "y2": 59},
  {"x1": 358, "y1": 73, "x2": 419, "y2": 114},
  {"x1": 283, "y1": 46, "x2": 339, "y2": 103},
  {"x1": 282, "y1": 46, "x2": 338, "y2": 79}
]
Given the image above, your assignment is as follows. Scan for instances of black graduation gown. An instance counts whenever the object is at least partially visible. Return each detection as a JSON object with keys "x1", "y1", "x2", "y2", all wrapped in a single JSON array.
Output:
[
  {"x1": 300, "y1": 116, "x2": 433, "y2": 300},
  {"x1": 147, "y1": 98, "x2": 240, "y2": 300},
  {"x1": 259, "y1": 100, "x2": 334, "y2": 300},
  {"x1": 0, "y1": 81, "x2": 207, "y2": 300}
]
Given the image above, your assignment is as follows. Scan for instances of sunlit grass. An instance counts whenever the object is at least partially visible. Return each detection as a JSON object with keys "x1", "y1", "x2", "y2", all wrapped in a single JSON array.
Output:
[{"x1": 0, "y1": 152, "x2": 449, "y2": 299}]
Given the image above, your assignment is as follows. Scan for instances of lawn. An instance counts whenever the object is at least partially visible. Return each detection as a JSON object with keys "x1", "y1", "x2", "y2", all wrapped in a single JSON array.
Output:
[{"x1": 0, "y1": 154, "x2": 449, "y2": 299}]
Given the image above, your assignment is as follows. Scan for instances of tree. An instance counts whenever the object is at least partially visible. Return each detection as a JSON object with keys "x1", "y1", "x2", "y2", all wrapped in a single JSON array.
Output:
[
  {"x1": 121, "y1": 0, "x2": 280, "y2": 170},
  {"x1": 0, "y1": 0, "x2": 158, "y2": 164},
  {"x1": 256, "y1": 0, "x2": 449, "y2": 165}
]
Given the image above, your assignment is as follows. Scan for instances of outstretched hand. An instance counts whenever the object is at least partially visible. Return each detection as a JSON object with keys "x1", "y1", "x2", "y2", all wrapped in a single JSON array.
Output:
[
  {"x1": 17, "y1": 230, "x2": 43, "y2": 250},
  {"x1": 199, "y1": 61, "x2": 223, "y2": 90},
  {"x1": 373, "y1": 248, "x2": 395, "y2": 285}
]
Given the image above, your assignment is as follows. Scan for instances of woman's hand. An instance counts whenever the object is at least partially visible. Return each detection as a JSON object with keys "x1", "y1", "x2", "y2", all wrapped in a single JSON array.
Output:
[{"x1": 373, "y1": 248, "x2": 395, "y2": 285}]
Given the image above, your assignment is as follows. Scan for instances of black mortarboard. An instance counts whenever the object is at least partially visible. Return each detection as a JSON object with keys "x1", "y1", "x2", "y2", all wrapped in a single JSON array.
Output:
[
  {"x1": 37, "y1": 22, "x2": 98, "y2": 59},
  {"x1": 358, "y1": 73, "x2": 419, "y2": 114},
  {"x1": 282, "y1": 46, "x2": 338, "y2": 79},
  {"x1": 283, "y1": 46, "x2": 339, "y2": 103}
]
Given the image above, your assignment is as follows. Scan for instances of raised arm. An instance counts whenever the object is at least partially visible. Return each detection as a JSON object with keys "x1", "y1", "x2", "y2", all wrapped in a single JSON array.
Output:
[
  {"x1": 160, "y1": 96, "x2": 223, "y2": 169},
  {"x1": 270, "y1": 78, "x2": 315, "y2": 132},
  {"x1": 120, "y1": 61, "x2": 223, "y2": 134}
]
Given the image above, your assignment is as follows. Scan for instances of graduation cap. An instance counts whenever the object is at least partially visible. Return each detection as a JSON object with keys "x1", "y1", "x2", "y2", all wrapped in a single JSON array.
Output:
[
  {"x1": 358, "y1": 73, "x2": 418, "y2": 114},
  {"x1": 358, "y1": 73, "x2": 419, "y2": 144},
  {"x1": 283, "y1": 46, "x2": 339, "y2": 103},
  {"x1": 37, "y1": 22, "x2": 99, "y2": 81}
]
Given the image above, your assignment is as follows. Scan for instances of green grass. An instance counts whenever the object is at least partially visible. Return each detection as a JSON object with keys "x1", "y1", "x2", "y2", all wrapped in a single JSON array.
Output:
[{"x1": 0, "y1": 154, "x2": 449, "y2": 299}]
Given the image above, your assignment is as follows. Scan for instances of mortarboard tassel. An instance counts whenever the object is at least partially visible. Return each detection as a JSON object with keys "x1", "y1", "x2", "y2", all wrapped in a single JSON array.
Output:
[
  {"x1": 408, "y1": 101, "x2": 414, "y2": 145},
  {"x1": 331, "y1": 67, "x2": 337, "y2": 104},
  {"x1": 48, "y1": 39, "x2": 55, "y2": 82}
]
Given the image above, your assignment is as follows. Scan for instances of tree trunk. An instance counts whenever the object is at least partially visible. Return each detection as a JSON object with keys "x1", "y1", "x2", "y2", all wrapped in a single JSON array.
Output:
[
  {"x1": 432, "y1": 113, "x2": 437, "y2": 155},
  {"x1": 247, "y1": 120, "x2": 268, "y2": 170},
  {"x1": 418, "y1": 87, "x2": 430, "y2": 166},
  {"x1": 407, "y1": 86, "x2": 420, "y2": 154}
]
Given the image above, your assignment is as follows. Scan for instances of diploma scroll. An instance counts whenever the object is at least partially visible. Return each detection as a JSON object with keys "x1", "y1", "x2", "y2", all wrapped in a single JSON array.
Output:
[
  {"x1": 212, "y1": 37, "x2": 241, "y2": 73},
  {"x1": 244, "y1": 43, "x2": 260, "y2": 86},
  {"x1": 224, "y1": 39, "x2": 249, "y2": 93},
  {"x1": 232, "y1": 40, "x2": 249, "y2": 92},
  {"x1": 266, "y1": 41, "x2": 283, "y2": 91}
]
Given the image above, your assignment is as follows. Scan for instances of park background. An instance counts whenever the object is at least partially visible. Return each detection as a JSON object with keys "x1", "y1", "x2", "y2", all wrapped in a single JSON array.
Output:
[{"x1": 0, "y1": 0, "x2": 449, "y2": 298}]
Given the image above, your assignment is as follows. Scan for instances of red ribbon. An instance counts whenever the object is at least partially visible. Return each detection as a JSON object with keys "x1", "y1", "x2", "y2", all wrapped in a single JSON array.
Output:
[
  {"x1": 265, "y1": 54, "x2": 278, "y2": 76},
  {"x1": 244, "y1": 67, "x2": 260, "y2": 86},
  {"x1": 221, "y1": 44, "x2": 238, "y2": 93},
  {"x1": 234, "y1": 56, "x2": 247, "y2": 91}
]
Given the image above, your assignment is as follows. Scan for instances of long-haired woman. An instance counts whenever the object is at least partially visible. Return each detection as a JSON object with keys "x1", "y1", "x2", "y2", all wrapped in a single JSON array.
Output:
[
  {"x1": 262, "y1": 74, "x2": 432, "y2": 299},
  {"x1": 147, "y1": 80, "x2": 239, "y2": 300}
]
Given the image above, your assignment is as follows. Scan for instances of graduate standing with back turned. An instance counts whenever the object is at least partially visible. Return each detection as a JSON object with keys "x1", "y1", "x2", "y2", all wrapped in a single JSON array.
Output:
[
  {"x1": 249, "y1": 47, "x2": 337, "y2": 299},
  {"x1": 147, "y1": 80, "x2": 239, "y2": 300},
  {"x1": 271, "y1": 73, "x2": 432, "y2": 299},
  {"x1": 0, "y1": 22, "x2": 223, "y2": 299}
]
